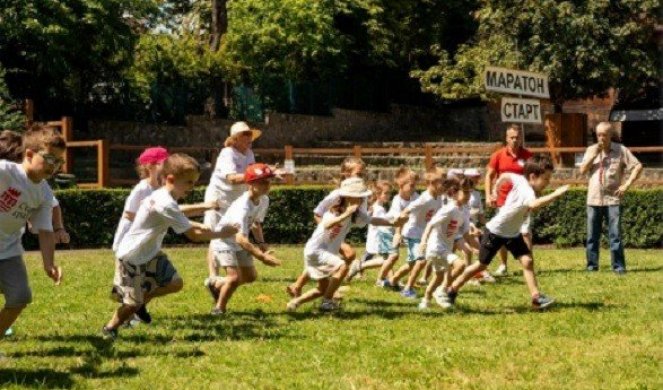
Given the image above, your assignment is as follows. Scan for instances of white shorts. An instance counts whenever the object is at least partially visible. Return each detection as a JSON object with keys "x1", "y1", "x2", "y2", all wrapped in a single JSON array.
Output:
[
  {"x1": 520, "y1": 215, "x2": 532, "y2": 235},
  {"x1": 305, "y1": 251, "x2": 345, "y2": 280},
  {"x1": 426, "y1": 252, "x2": 460, "y2": 273},
  {"x1": 214, "y1": 250, "x2": 254, "y2": 268}
]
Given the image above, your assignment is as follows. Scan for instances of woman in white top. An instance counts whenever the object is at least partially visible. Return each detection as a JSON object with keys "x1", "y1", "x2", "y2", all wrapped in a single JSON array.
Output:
[{"x1": 203, "y1": 122, "x2": 261, "y2": 293}]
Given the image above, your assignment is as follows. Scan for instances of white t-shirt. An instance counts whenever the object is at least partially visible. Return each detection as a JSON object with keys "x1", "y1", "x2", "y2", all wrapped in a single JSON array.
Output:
[
  {"x1": 468, "y1": 190, "x2": 483, "y2": 224},
  {"x1": 426, "y1": 202, "x2": 470, "y2": 257},
  {"x1": 211, "y1": 191, "x2": 269, "y2": 253},
  {"x1": 0, "y1": 161, "x2": 54, "y2": 259},
  {"x1": 205, "y1": 147, "x2": 256, "y2": 210},
  {"x1": 112, "y1": 179, "x2": 157, "y2": 252},
  {"x1": 305, "y1": 210, "x2": 367, "y2": 257},
  {"x1": 365, "y1": 203, "x2": 387, "y2": 253},
  {"x1": 313, "y1": 189, "x2": 370, "y2": 226},
  {"x1": 380, "y1": 192, "x2": 419, "y2": 235},
  {"x1": 401, "y1": 190, "x2": 444, "y2": 239},
  {"x1": 486, "y1": 174, "x2": 536, "y2": 238},
  {"x1": 115, "y1": 188, "x2": 192, "y2": 265}
]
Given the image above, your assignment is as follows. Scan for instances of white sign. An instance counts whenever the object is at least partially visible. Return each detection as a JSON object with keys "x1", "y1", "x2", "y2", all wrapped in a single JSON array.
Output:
[
  {"x1": 284, "y1": 159, "x2": 296, "y2": 174},
  {"x1": 485, "y1": 66, "x2": 549, "y2": 98},
  {"x1": 501, "y1": 97, "x2": 542, "y2": 124}
]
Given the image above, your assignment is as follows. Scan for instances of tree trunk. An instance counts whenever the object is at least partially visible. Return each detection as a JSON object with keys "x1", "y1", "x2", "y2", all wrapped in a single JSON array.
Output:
[{"x1": 210, "y1": 0, "x2": 228, "y2": 52}]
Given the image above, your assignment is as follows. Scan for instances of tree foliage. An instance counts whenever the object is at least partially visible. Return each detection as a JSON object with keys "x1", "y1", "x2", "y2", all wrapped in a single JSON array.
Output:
[
  {"x1": 411, "y1": 0, "x2": 662, "y2": 108},
  {"x1": 0, "y1": 65, "x2": 24, "y2": 131}
]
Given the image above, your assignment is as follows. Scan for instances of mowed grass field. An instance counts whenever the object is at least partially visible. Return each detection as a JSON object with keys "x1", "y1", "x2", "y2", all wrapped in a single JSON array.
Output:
[{"x1": 0, "y1": 246, "x2": 661, "y2": 389}]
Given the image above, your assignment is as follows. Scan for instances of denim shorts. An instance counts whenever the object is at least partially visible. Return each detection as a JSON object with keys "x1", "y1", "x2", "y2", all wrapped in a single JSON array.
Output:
[
  {"x1": 404, "y1": 237, "x2": 424, "y2": 263},
  {"x1": 377, "y1": 231, "x2": 397, "y2": 255}
]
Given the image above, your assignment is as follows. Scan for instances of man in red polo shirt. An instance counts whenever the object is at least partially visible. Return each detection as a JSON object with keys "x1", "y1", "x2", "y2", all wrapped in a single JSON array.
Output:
[{"x1": 485, "y1": 124, "x2": 533, "y2": 276}]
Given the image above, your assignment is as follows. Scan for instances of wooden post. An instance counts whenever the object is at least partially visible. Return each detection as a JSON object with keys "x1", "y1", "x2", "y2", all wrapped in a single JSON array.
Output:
[
  {"x1": 544, "y1": 116, "x2": 561, "y2": 167},
  {"x1": 284, "y1": 145, "x2": 294, "y2": 185},
  {"x1": 98, "y1": 139, "x2": 109, "y2": 187},
  {"x1": 424, "y1": 144, "x2": 433, "y2": 170},
  {"x1": 25, "y1": 99, "x2": 34, "y2": 127},
  {"x1": 61, "y1": 116, "x2": 73, "y2": 142},
  {"x1": 353, "y1": 145, "x2": 362, "y2": 159}
]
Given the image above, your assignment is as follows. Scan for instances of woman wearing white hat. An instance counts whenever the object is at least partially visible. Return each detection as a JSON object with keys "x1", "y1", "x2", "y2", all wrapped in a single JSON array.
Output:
[{"x1": 203, "y1": 122, "x2": 263, "y2": 296}]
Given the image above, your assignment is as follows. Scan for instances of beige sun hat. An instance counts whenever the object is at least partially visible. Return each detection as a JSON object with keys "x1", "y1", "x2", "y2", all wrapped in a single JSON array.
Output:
[
  {"x1": 447, "y1": 168, "x2": 465, "y2": 179},
  {"x1": 338, "y1": 177, "x2": 372, "y2": 198},
  {"x1": 463, "y1": 168, "x2": 481, "y2": 177},
  {"x1": 230, "y1": 121, "x2": 262, "y2": 141}
]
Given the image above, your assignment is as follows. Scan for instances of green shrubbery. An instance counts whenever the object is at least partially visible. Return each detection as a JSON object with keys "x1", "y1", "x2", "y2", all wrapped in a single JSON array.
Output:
[{"x1": 22, "y1": 187, "x2": 663, "y2": 250}]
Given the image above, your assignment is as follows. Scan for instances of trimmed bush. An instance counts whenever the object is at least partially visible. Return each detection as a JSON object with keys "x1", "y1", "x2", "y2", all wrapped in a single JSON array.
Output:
[{"x1": 22, "y1": 187, "x2": 663, "y2": 250}]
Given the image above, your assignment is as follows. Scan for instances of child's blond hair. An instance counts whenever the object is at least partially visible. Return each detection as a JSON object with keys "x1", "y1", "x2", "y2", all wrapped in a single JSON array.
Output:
[
  {"x1": 162, "y1": 153, "x2": 200, "y2": 178},
  {"x1": 22, "y1": 124, "x2": 66, "y2": 155},
  {"x1": 394, "y1": 165, "x2": 418, "y2": 187},
  {"x1": 423, "y1": 166, "x2": 445, "y2": 184},
  {"x1": 368, "y1": 180, "x2": 392, "y2": 205},
  {"x1": 340, "y1": 156, "x2": 365, "y2": 179}
]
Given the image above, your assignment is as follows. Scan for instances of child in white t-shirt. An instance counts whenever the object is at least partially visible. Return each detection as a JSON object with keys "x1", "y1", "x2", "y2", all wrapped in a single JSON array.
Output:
[
  {"x1": 286, "y1": 157, "x2": 367, "y2": 299},
  {"x1": 419, "y1": 178, "x2": 479, "y2": 310},
  {"x1": 0, "y1": 126, "x2": 65, "y2": 340},
  {"x1": 347, "y1": 180, "x2": 394, "y2": 280},
  {"x1": 375, "y1": 167, "x2": 419, "y2": 288},
  {"x1": 388, "y1": 167, "x2": 446, "y2": 299},
  {"x1": 208, "y1": 163, "x2": 281, "y2": 315},
  {"x1": 286, "y1": 178, "x2": 401, "y2": 312},
  {"x1": 461, "y1": 168, "x2": 494, "y2": 284},
  {"x1": 442, "y1": 155, "x2": 569, "y2": 310},
  {"x1": 103, "y1": 154, "x2": 238, "y2": 340}
]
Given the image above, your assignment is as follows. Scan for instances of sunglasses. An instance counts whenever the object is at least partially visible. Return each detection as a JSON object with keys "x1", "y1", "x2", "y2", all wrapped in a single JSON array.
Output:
[{"x1": 38, "y1": 151, "x2": 65, "y2": 168}]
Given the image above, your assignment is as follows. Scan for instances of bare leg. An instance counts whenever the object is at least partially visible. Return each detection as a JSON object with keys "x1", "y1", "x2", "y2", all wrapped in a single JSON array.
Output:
[
  {"x1": 216, "y1": 266, "x2": 257, "y2": 311},
  {"x1": 404, "y1": 260, "x2": 427, "y2": 290},
  {"x1": 389, "y1": 263, "x2": 413, "y2": 285},
  {"x1": 207, "y1": 245, "x2": 218, "y2": 278},
  {"x1": 106, "y1": 304, "x2": 139, "y2": 330},
  {"x1": 424, "y1": 271, "x2": 446, "y2": 301},
  {"x1": 144, "y1": 278, "x2": 184, "y2": 303},
  {"x1": 323, "y1": 264, "x2": 348, "y2": 300},
  {"x1": 290, "y1": 279, "x2": 329, "y2": 307},
  {"x1": 0, "y1": 307, "x2": 24, "y2": 337},
  {"x1": 498, "y1": 246, "x2": 508, "y2": 270},
  {"x1": 519, "y1": 255, "x2": 540, "y2": 297},
  {"x1": 287, "y1": 271, "x2": 308, "y2": 298},
  {"x1": 450, "y1": 262, "x2": 487, "y2": 292}
]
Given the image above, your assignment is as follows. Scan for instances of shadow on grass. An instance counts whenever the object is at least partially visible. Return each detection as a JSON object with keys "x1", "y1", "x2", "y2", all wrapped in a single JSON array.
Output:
[
  {"x1": 0, "y1": 368, "x2": 74, "y2": 389},
  {"x1": 163, "y1": 311, "x2": 287, "y2": 342},
  {"x1": 453, "y1": 300, "x2": 614, "y2": 316},
  {"x1": 538, "y1": 265, "x2": 663, "y2": 275}
]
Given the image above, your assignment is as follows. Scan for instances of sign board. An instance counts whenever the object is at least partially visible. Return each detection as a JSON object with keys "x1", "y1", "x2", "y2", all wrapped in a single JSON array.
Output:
[
  {"x1": 485, "y1": 66, "x2": 549, "y2": 98},
  {"x1": 501, "y1": 97, "x2": 542, "y2": 124}
]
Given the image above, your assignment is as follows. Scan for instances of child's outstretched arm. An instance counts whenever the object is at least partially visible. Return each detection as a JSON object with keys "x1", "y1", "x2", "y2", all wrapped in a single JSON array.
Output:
[
  {"x1": 528, "y1": 185, "x2": 570, "y2": 211},
  {"x1": 179, "y1": 201, "x2": 218, "y2": 217},
  {"x1": 250, "y1": 222, "x2": 269, "y2": 252},
  {"x1": 184, "y1": 222, "x2": 239, "y2": 242},
  {"x1": 236, "y1": 233, "x2": 281, "y2": 267},
  {"x1": 323, "y1": 204, "x2": 359, "y2": 229}
]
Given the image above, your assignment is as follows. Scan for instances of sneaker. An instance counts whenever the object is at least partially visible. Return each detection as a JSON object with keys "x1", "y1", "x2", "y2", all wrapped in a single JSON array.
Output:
[
  {"x1": 446, "y1": 289, "x2": 458, "y2": 305},
  {"x1": 468, "y1": 279, "x2": 481, "y2": 286},
  {"x1": 613, "y1": 268, "x2": 626, "y2": 276},
  {"x1": 480, "y1": 271, "x2": 496, "y2": 283},
  {"x1": 586, "y1": 265, "x2": 598, "y2": 272},
  {"x1": 135, "y1": 305, "x2": 152, "y2": 324},
  {"x1": 204, "y1": 277, "x2": 222, "y2": 302},
  {"x1": 4, "y1": 327, "x2": 13, "y2": 337},
  {"x1": 101, "y1": 326, "x2": 118, "y2": 341},
  {"x1": 123, "y1": 315, "x2": 140, "y2": 328},
  {"x1": 494, "y1": 264, "x2": 508, "y2": 276},
  {"x1": 286, "y1": 300, "x2": 299, "y2": 312},
  {"x1": 320, "y1": 299, "x2": 340, "y2": 312},
  {"x1": 400, "y1": 288, "x2": 417, "y2": 299},
  {"x1": 532, "y1": 293, "x2": 555, "y2": 310},
  {"x1": 210, "y1": 308, "x2": 226, "y2": 316},
  {"x1": 434, "y1": 292, "x2": 453, "y2": 309},
  {"x1": 418, "y1": 298, "x2": 430, "y2": 310},
  {"x1": 347, "y1": 260, "x2": 361, "y2": 281},
  {"x1": 380, "y1": 279, "x2": 401, "y2": 292}
]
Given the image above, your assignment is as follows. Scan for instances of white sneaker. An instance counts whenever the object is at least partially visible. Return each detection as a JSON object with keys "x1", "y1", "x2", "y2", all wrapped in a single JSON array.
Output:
[
  {"x1": 418, "y1": 298, "x2": 430, "y2": 310},
  {"x1": 347, "y1": 260, "x2": 361, "y2": 281},
  {"x1": 480, "y1": 271, "x2": 496, "y2": 283},
  {"x1": 417, "y1": 277, "x2": 428, "y2": 286},
  {"x1": 286, "y1": 300, "x2": 299, "y2": 312},
  {"x1": 434, "y1": 290, "x2": 453, "y2": 309},
  {"x1": 494, "y1": 264, "x2": 508, "y2": 276}
]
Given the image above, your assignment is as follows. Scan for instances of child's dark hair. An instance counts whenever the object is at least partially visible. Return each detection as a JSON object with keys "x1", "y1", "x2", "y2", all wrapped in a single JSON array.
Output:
[
  {"x1": 0, "y1": 130, "x2": 24, "y2": 162},
  {"x1": 162, "y1": 153, "x2": 200, "y2": 178},
  {"x1": 330, "y1": 196, "x2": 360, "y2": 223},
  {"x1": 23, "y1": 124, "x2": 66, "y2": 154},
  {"x1": 523, "y1": 154, "x2": 554, "y2": 177},
  {"x1": 368, "y1": 180, "x2": 392, "y2": 205}
]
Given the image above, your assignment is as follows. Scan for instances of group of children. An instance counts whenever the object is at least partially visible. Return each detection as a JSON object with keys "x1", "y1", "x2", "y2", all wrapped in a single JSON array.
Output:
[{"x1": 0, "y1": 122, "x2": 570, "y2": 344}]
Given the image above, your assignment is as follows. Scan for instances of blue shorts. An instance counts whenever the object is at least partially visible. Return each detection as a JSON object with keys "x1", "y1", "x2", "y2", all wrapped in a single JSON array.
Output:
[
  {"x1": 404, "y1": 237, "x2": 424, "y2": 263},
  {"x1": 377, "y1": 231, "x2": 397, "y2": 255}
]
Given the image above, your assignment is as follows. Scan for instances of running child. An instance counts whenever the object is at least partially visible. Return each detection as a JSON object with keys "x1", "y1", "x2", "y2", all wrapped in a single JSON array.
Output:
[
  {"x1": 286, "y1": 156, "x2": 366, "y2": 298},
  {"x1": 0, "y1": 125, "x2": 65, "y2": 342},
  {"x1": 441, "y1": 155, "x2": 569, "y2": 310},
  {"x1": 387, "y1": 166, "x2": 446, "y2": 299},
  {"x1": 208, "y1": 163, "x2": 282, "y2": 315},
  {"x1": 103, "y1": 154, "x2": 238, "y2": 340},
  {"x1": 286, "y1": 178, "x2": 401, "y2": 312},
  {"x1": 418, "y1": 177, "x2": 479, "y2": 310}
]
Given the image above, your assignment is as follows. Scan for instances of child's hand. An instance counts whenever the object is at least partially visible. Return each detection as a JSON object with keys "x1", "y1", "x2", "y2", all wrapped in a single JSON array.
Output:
[
  {"x1": 219, "y1": 223, "x2": 240, "y2": 237},
  {"x1": 261, "y1": 251, "x2": 281, "y2": 267},
  {"x1": 345, "y1": 204, "x2": 360, "y2": 215},
  {"x1": 205, "y1": 201, "x2": 220, "y2": 210},
  {"x1": 54, "y1": 229, "x2": 70, "y2": 244},
  {"x1": 392, "y1": 214, "x2": 408, "y2": 227},
  {"x1": 554, "y1": 185, "x2": 570, "y2": 196},
  {"x1": 45, "y1": 264, "x2": 63, "y2": 285},
  {"x1": 470, "y1": 226, "x2": 482, "y2": 237}
]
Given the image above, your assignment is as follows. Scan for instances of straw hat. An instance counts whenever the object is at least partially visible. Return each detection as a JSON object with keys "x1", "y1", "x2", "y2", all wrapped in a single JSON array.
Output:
[{"x1": 338, "y1": 177, "x2": 372, "y2": 198}]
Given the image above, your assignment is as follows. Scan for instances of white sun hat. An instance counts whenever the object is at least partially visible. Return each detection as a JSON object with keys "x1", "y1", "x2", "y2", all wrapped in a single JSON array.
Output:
[
  {"x1": 338, "y1": 177, "x2": 373, "y2": 198},
  {"x1": 463, "y1": 168, "x2": 481, "y2": 177},
  {"x1": 447, "y1": 168, "x2": 464, "y2": 179},
  {"x1": 230, "y1": 121, "x2": 262, "y2": 141}
]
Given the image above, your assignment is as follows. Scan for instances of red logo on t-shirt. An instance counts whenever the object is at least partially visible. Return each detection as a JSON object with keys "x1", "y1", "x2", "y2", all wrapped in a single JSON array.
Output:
[
  {"x1": 329, "y1": 224, "x2": 342, "y2": 241},
  {"x1": 425, "y1": 209, "x2": 434, "y2": 222},
  {"x1": 0, "y1": 187, "x2": 21, "y2": 212}
]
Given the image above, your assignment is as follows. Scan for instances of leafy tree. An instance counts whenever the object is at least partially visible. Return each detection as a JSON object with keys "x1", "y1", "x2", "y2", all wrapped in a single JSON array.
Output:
[
  {"x1": 0, "y1": 65, "x2": 24, "y2": 131},
  {"x1": 411, "y1": 0, "x2": 661, "y2": 109}
]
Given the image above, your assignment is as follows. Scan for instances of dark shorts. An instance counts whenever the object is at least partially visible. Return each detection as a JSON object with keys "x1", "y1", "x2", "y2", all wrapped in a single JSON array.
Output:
[{"x1": 478, "y1": 232, "x2": 531, "y2": 265}]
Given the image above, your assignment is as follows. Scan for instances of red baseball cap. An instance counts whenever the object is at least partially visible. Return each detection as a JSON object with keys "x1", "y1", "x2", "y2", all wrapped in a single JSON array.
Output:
[
  {"x1": 138, "y1": 147, "x2": 169, "y2": 165},
  {"x1": 245, "y1": 163, "x2": 275, "y2": 183}
]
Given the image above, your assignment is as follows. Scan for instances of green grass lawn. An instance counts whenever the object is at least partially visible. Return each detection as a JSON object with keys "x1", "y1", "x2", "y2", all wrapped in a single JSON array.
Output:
[{"x1": 1, "y1": 246, "x2": 661, "y2": 389}]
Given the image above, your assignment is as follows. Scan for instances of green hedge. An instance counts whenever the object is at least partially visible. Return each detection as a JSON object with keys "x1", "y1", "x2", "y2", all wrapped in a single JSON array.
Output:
[{"x1": 22, "y1": 187, "x2": 663, "y2": 250}]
